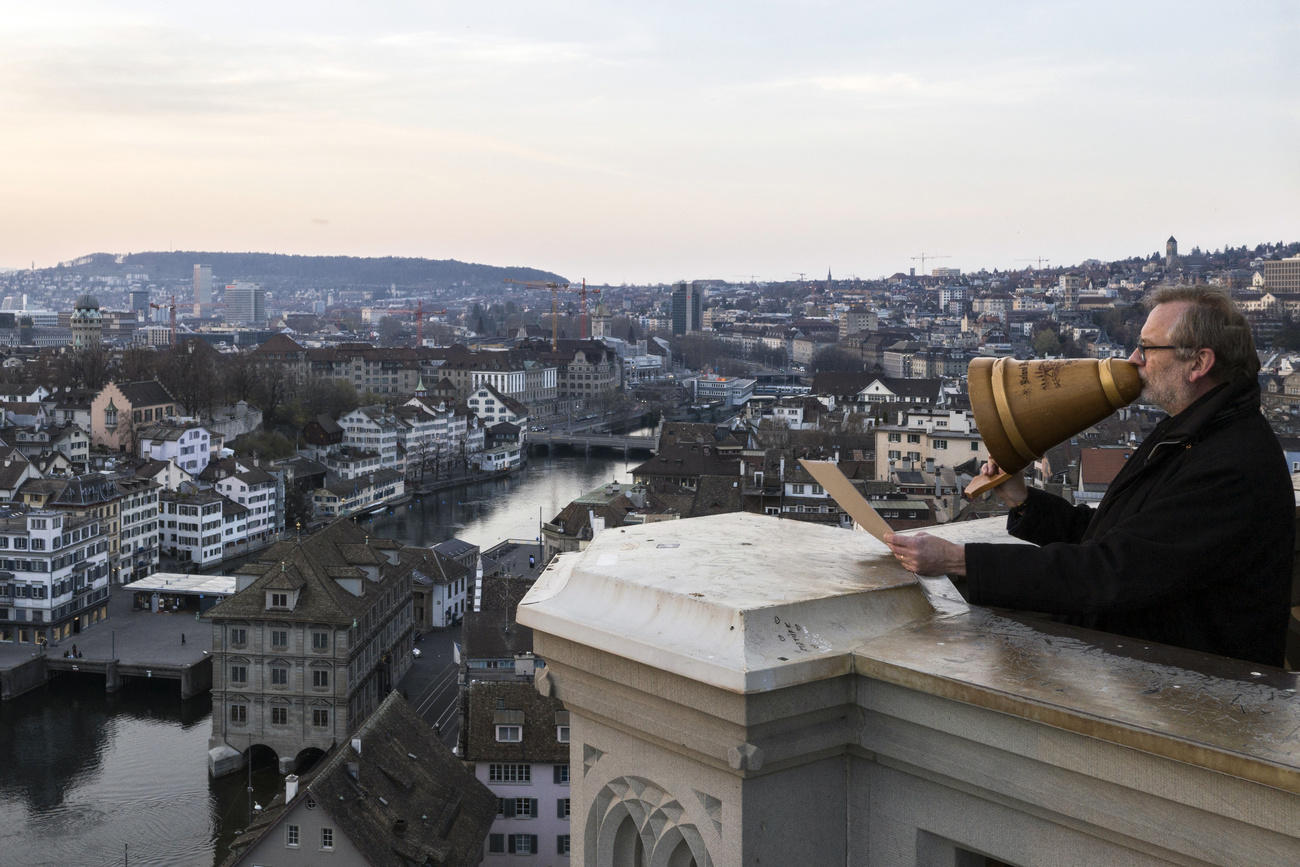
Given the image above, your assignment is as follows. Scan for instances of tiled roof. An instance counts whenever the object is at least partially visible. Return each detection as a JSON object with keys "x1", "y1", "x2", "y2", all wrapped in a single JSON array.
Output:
[
  {"x1": 205, "y1": 519, "x2": 412, "y2": 626},
  {"x1": 462, "y1": 680, "x2": 568, "y2": 764},
  {"x1": 115, "y1": 379, "x2": 176, "y2": 408},
  {"x1": 224, "y1": 691, "x2": 495, "y2": 867}
]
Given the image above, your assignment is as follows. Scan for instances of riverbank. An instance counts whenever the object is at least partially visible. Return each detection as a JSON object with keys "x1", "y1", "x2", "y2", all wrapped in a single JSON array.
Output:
[{"x1": 0, "y1": 587, "x2": 212, "y2": 701}]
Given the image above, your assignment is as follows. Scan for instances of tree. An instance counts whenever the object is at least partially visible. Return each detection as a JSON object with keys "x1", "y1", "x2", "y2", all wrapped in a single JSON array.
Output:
[
  {"x1": 156, "y1": 339, "x2": 221, "y2": 417},
  {"x1": 1032, "y1": 328, "x2": 1062, "y2": 357},
  {"x1": 810, "y1": 346, "x2": 864, "y2": 373},
  {"x1": 118, "y1": 346, "x2": 159, "y2": 382}
]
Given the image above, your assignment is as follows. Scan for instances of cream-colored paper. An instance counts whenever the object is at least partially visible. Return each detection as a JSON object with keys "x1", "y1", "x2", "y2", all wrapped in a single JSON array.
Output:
[{"x1": 798, "y1": 459, "x2": 892, "y2": 542}]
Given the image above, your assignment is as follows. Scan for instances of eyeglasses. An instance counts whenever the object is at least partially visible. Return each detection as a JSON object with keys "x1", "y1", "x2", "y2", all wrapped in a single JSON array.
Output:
[{"x1": 1133, "y1": 344, "x2": 1184, "y2": 363}]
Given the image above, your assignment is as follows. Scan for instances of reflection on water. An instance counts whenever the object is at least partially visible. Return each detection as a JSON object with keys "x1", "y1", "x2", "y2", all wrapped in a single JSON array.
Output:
[
  {"x1": 0, "y1": 675, "x2": 215, "y2": 866},
  {"x1": 0, "y1": 451, "x2": 633, "y2": 865},
  {"x1": 364, "y1": 451, "x2": 633, "y2": 550}
]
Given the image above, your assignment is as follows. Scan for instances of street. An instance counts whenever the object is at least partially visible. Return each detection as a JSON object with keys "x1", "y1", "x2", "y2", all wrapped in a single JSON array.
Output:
[{"x1": 398, "y1": 625, "x2": 463, "y2": 749}]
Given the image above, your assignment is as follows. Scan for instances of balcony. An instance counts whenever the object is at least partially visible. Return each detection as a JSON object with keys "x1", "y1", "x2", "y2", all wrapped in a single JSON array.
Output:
[{"x1": 518, "y1": 513, "x2": 1299, "y2": 866}]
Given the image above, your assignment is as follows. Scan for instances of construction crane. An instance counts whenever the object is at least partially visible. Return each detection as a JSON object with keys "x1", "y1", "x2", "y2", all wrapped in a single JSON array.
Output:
[
  {"x1": 1016, "y1": 257, "x2": 1052, "y2": 270},
  {"x1": 380, "y1": 301, "x2": 448, "y2": 347},
  {"x1": 504, "y1": 278, "x2": 601, "y2": 349},
  {"x1": 909, "y1": 253, "x2": 951, "y2": 276},
  {"x1": 149, "y1": 295, "x2": 177, "y2": 347}
]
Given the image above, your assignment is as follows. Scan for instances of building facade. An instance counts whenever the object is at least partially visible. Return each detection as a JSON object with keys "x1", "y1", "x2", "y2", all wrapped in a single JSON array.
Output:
[
  {"x1": 0, "y1": 509, "x2": 111, "y2": 646},
  {"x1": 205, "y1": 519, "x2": 415, "y2": 777}
]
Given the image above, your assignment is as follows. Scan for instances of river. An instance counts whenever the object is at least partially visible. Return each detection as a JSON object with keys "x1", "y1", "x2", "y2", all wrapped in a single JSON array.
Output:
[{"x1": 0, "y1": 451, "x2": 632, "y2": 866}]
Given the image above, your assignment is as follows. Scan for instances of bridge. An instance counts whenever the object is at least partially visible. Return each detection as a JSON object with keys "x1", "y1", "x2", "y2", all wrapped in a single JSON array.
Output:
[{"x1": 527, "y1": 430, "x2": 657, "y2": 458}]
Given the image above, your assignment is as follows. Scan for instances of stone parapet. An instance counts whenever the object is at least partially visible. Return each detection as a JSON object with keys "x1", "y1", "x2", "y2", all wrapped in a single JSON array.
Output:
[{"x1": 519, "y1": 513, "x2": 1300, "y2": 866}]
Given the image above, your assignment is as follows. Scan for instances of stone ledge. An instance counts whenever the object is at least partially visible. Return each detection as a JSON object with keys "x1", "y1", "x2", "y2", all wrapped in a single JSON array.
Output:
[{"x1": 520, "y1": 512, "x2": 932, "y2": 693}]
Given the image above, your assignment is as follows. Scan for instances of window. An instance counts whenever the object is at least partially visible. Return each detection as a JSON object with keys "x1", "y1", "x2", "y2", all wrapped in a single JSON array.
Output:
[
  {"x1": 488, "y1": 834, "x2": 505, "y2": 854},
  {"x1": 270, "y1": 592, "x2": 288, "y2": 608},
  {"x1": 312, "y1": 708, "x2": 329, "y2": 727},
  {"x1": 887, "y1": 432, "x2": 901, "y2": 442},
  {"x1": 971, "y1": 442, "x2": 980, "y2": 451},
  {"x1": 229, "y1": 665, "x2": 247, "y2": 684},
  {"x1": 509, "y1": 835, "x2": 538, "y2": 855},
  {"x1": 271, "y1": 706, "x2": 287, "y2": 725},
  {"x1": 556, "y1": 725, "x2": 570, "y2": 743},
  {"x1": 496, "y1": 724, "x2": 522, "y2": 742},
  {"x1": 321, "y1": 827, "x2": 334, "y2": 850},
  {"x1": 558, "y1": 798, "x2": 571, "y2": 819},
  {"x1": 229, "y1": 704, "x2": 246, "y2": 724},
  {"x1": 229, "y1": 627, "x2": 246, "y2": 646},
  {"x1": 933, "y1": 439, "x2": 948, "y2": 449},
  {"x1": 313, "y1": 669, "x2": 329, "y2": 688},
  {"x1": 286, "y1": 824, "x2": 299, "y2": 848},
  {"x1": 907, "y1": 433, "x2": 921, "y2": 443},
  {"x1": 271, "y1": 629, "x2": 288, "y2": 649},
  {"x1": 489, "y1": 763, "x2": 531, "y2": 783},
  {"x1": 270, "y1": 666, "x2": 287, "y2": 686},
  {"x1": 553, "y1": 764, "x2": 570, "y2": 784},
  {"x1": 558, "y1": 834, "x2": 571, "y2": 855},
  {"x1": 312, "y1": 631, "x2": 329, "y2": 651}
]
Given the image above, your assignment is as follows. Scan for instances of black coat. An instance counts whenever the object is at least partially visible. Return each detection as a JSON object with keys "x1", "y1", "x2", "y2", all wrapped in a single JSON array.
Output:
[{"x1": 965, "y1": 379, "x2": 1294, "y2": 667}]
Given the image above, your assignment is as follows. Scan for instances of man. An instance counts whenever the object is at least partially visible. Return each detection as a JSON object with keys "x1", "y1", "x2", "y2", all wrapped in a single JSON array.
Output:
[{"x1": 885, "y1": 286, "x2": 1294, "y2": 667}]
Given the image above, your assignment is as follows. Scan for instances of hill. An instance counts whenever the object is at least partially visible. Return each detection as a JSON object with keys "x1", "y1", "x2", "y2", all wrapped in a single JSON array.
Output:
[{"x1": 51, "y1": 251, "x2": 567, "y2": 291}]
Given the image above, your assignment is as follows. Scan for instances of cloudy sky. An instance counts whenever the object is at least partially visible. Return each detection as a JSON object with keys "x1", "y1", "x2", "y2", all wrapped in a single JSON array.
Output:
[{"x1": 1, "y1": 2, "x2": 1296, "y2": 283}]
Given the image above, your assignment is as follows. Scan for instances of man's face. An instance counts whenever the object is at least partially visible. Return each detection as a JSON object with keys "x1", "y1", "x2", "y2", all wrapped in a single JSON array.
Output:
[{"x1": 1129, "y1": 301, "x2": 1195, "y2": 414}]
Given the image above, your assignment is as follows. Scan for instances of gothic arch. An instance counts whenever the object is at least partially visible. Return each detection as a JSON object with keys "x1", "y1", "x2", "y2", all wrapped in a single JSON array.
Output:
[{"x1": 587, "y1": 775, "x2": 713, "y2": 867}]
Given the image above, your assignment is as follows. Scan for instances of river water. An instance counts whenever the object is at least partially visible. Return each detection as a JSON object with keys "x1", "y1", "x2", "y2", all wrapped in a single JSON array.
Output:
[{"x1": 0, "y1": 451, "x2": 632, "y2": 866}]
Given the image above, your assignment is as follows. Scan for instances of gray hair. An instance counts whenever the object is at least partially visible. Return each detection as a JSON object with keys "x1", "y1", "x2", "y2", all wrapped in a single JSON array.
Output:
[{"x1": 1145, "y1": 285, "x2": 1259, "y2": 383}]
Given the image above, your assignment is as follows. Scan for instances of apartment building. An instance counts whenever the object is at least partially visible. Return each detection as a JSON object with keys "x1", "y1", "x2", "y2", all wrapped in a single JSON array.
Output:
[
  {"x1": 464, "y1": 680, "x2": 571, "y2": 863},
  {"x1": 0, "y1": 509, "x2": 111, "y2": 646},
  {"x1": 115, "y1": 477, "x2": 160, "y2": 583},
  {"x1": 160, "y1": 490, "x2": 226, "y2": 566},
  {"x1": 215, "y1": 466, "x2": 283, "y2": 547}
]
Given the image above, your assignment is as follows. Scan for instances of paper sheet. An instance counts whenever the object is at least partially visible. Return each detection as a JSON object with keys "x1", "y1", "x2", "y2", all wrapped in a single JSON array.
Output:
[{"x1": 797, "y1": 459, "x2": 893, "y2": 543}]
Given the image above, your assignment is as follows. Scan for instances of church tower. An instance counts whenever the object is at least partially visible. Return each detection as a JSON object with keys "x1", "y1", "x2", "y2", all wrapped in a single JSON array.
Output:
[{"x1": 1165, "y1": 235, "x2": 1179, "y2": 269}]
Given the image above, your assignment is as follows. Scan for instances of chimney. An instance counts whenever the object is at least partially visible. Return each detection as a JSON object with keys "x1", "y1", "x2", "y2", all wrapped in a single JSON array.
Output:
[{"x1": 285, "y1": 774, "x2": 299, "y2": 802}]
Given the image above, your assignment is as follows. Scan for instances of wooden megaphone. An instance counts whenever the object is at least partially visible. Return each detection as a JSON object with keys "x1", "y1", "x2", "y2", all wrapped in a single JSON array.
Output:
[{"x1": 966, "y1": 357, "x2": 1142, "y2": 498}]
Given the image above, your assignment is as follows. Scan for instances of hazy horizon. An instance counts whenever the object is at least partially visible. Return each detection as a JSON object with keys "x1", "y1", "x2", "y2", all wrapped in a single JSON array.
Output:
[{"x1": 2, "y1": 2, "x2": 1296, "y2": 283}]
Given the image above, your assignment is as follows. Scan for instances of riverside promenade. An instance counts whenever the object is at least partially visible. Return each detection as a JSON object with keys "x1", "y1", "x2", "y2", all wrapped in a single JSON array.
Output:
[{"x1": 0, "y1": 587, "x2": 212, "y2": 701}]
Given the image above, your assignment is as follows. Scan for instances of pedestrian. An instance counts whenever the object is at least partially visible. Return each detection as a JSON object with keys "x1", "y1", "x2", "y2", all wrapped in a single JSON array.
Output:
[
  {"x1": 181, "y1": 633, "x2": 186, "y2": 645},
  {"x1": 72, "y1": 643, "x2": 78, "y2": 658},
  {"x1": 528, "y1": 554, "x2": 535, "y2": 568}
]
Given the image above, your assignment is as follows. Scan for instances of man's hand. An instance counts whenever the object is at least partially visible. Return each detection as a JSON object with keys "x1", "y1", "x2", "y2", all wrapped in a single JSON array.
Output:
[
  {"x1": 884, "y1": 531, "x2": 967, "y2": 577},
  {"x1": 980, "y1": 459, "x2": 1028, "y2": 508}
]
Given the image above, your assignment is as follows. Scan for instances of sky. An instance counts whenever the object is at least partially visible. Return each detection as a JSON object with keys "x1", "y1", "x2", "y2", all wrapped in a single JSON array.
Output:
[{"x1": 1, "y1": 1, "x2": 1296, "y2": 284}]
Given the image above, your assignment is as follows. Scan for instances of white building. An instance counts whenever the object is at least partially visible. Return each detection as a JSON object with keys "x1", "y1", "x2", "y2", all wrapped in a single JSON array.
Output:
[
  {"x1": 215, "y1": 466, "x2": 282, "y2": 547},
  {"x1": 161, "y1": 491, "x2": 226, "y2": 566},
  {"x1": 685, "y1": 374, "x2": 756, "y2": 407},
  {"x1": 466, "y1": 384, "x2": 530, "y2": 428},
  {"x1": 338, "y1": 406, "x2": 401, "y2": 472},
  {"x1": 115, "y1": 478, "x2": 161, "y2": 583},
  {"x1": 0, "y1": 509, "x2": 111, "y2": 646},
  {"x1": 138, "y1": 424, "x2": 212, "y2": 477}
]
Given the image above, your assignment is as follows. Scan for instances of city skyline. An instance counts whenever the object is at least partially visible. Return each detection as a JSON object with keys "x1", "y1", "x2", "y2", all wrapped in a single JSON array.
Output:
[{"x1": 1, "y1": 2, "x2": 1296, "y2": 283}]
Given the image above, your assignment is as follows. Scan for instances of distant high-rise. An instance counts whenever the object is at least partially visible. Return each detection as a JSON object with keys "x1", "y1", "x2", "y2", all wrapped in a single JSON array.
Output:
[
  {"x1": 1058, "y1": 275, "x2": 1082, "y2": 311},
  {"x1": 130, "y1": 288, "x2": 149, "y2": 315},
  {"x1": 193, "y1": 264, "x2": 214, "y2": 314},
  {"x1": 671, "y1": 282, "x2": 703, "y2": 336},
  {"x1": 225, "y1": 281, "x2": 265, "y2": 325},
  {"x1": 1165, "y1": 236, "x2": 1178, "y2": 269}
]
